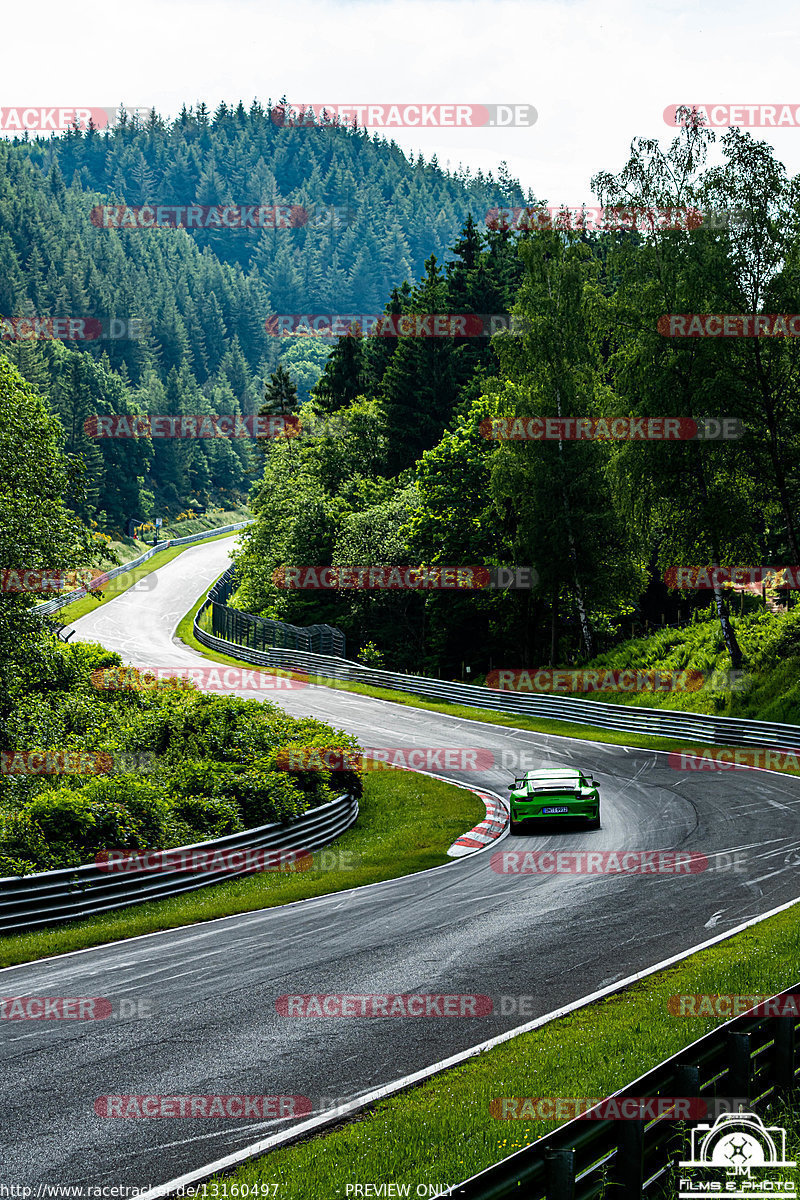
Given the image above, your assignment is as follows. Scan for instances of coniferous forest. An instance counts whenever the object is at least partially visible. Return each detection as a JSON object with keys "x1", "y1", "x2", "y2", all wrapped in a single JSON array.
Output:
[
  {"x1": 3, "y1": 106, "x2": 800, "y2": 689},
  {"x1": 0, "y1": 102, "x2": 526, "y2": 527}
]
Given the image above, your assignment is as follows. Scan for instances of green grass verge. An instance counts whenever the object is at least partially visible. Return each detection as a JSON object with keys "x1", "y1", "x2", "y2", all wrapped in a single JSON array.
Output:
[
  {"x1": 762, "y1": 1102, "x2": 800, "y2": 1188},
  {"x1": 204, "y1": 902, "x2": 800, "y2": 1197},
  {"x1": 519, "y1": 606, "x2": 800, "y2": 725},
  {"x1": 176, "y1": 592, "x2": 774, "y2": 763},
  {"x1": 84, "y1": 507, "x2": 250, "y2": 569},
  {"x1": 54, "y1": 529, "x2": 247, "y2": 625},
  {"x1": 0, "y1": 768, "x2": 485, "y2": 970}
]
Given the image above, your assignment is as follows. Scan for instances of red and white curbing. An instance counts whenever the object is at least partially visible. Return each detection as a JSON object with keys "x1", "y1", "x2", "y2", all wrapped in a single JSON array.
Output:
[{"x1": 447, "y1": 789, "x2": 508, "y2": 857}]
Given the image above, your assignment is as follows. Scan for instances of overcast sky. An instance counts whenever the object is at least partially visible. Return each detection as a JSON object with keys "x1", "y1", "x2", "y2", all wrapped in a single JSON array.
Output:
[{"x1": 4, "y1": 0, "x2": 800, "y2": 202}]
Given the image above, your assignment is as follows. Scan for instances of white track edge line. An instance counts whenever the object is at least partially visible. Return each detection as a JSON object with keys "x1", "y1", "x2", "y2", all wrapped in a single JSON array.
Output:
[
  {"x1": 136, "y1": 885, "x2": 800, "y2": 1199},
  {"x1": 0, "y1": 778, "x2": 506, "y2": 976}
]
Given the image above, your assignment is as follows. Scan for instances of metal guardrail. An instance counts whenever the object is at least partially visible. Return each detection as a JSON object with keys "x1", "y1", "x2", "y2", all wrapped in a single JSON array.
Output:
[
  {"x1": 207, "y1": 567, "x2": 346, "y2": 656},
  {"x1": 193, "y1": 611, "x2": 800, "y2": 750},
  {"x1": 0, "y1": 791, "x2": 358, "y2": 934},
  {"x1": 34, "y1": 521, "x2": 253, "y2": 616},
  {"x1": 442, "y1": 986, "x2": 800, "y2": 1199}
]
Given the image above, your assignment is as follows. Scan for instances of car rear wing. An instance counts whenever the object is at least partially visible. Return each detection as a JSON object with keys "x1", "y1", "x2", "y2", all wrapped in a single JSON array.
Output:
[{"x1": 507, "y1": 780, "x2": 585, "y2": 795}]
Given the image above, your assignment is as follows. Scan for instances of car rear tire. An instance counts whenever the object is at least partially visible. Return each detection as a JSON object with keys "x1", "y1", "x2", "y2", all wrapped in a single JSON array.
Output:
[
  {"x1": 510, "y1": 818, "x2": 525, "y2": 835},
  {"x1": 588, "y1": 811, "x2": 601, "y2": 830}
]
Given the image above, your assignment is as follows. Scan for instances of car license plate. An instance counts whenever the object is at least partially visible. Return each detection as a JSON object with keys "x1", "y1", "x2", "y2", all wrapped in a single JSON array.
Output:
[{"x1": 541, "y1": 806, "x2": 570, "y2": 814}]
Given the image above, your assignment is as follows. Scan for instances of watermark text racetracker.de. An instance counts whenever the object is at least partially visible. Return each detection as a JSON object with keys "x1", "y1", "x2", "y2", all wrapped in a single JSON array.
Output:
[
  {"x1": 0, "y1": 750, "x2": 155, "y2": 776},
  {"x1": 275, "y1": 746, "x2": 495, "y2": 772},
  {"x1": 0, "y1": 996, "x2": 152, "y2": 1020},
  {"x1": 491, "y1": 1096, "x2": 745, "y2": 1120},
  {"x1": 665, "y1": 103, "x2": 800, "y2": 128},
  {"x1": 90, "y1": 665, "x2": 309, "y2": 691},
  {"x1": 489, "y1": 849, "x2": 747, "y2": 874},
  {"x1": 91, "y1": 204, "x2": 351, "y2": 230},
  {"x1": 659, "y1": 313, "x2": 800, "y2": 337},
  {"x1": 670, "y1": 747, "x2": 800, "y2": 772},
  {"x1": 272, "y1": 565, "x2": 537, "y2": 590},
  {"x1": 480, "y1": 416, "x2": 742, "y2": 441},
  {"x1": 487, "y1": 668, "x2": 709, "y2": 693},
  {"x1": 669, "y1": 993, "x2": 800, "y2": 1017},
  {"x1": 266, "y1": 313, "x2": 525, "y2": 337},
  {"x1": 94, "y1": 846, "x2": 359, "y2": 874},
  {"x1": 95, "y1": 1094, "x2": 310, "y2": 1118},
  {"x1": 276, "y1": 993, "x2": 493, "y2": 1017},
  {"x1": 272, "y1": 102, "x2": 536, "y2": 128},
  {"x1": 664, "y1": 565, "x2": 800, "y2": 589},
  {"x1": 83, "y1": 414, "x2": 299, "y2": 439}
]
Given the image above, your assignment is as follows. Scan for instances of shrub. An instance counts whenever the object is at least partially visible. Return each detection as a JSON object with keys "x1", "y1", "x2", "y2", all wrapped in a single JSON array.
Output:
[
  {"x1": 358, "y1": 640, "x2": 385, "y2": 668},
  {"x1": 21, "y1": 789, "x2": 141, "y2": 867},
  {"x1": 168, "y1": 755, "x2": 306, "y2": 826},
  {"x1": 0, "y1": 854, "x2": 39, "y2": 878},
  {"x1": 233, "y1": 767, "x2": 306, "y2": 827},
  {"x1": 2, "y1": 696, "x2": 67, "y2": 750},
  {"x1": 77, "y1": 775, "x2": 173, "y2": 848},
  {"x1": 171, "y1": 795, "x2": 243, "y2": 838},
  {"x1": 0, "y1": 809, "x2": 50, "y2": 872}
]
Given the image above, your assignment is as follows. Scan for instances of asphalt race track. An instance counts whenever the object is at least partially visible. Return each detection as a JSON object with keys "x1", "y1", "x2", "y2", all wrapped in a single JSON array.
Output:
[{"x1": 4, "y1": 536, "x2": 800, "y2": 1192}]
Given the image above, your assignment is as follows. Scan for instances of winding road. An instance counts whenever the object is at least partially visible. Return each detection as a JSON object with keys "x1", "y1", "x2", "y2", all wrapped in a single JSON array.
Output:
[{"x1": 3, "y1": 535, "x2": 800, "y2": 1193}]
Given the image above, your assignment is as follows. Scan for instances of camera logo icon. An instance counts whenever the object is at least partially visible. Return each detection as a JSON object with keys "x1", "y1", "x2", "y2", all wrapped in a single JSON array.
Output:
[{"x1": 679, "y1": 1112, "x2": 795, "y2": 1196}]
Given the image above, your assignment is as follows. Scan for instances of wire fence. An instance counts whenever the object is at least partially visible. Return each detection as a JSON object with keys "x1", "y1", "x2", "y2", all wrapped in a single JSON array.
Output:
[{"x1": 206, "y1": 567, "x2": 347, "y2": 656}]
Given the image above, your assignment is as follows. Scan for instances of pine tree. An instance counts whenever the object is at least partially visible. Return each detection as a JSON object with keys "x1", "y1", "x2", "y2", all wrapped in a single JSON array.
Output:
[
  {"x1": 312, "y1": 329, "x2": 367, "y2": 413},
  {"x1": 260, "y1": 365, "x2": 299, "y2": 416}
]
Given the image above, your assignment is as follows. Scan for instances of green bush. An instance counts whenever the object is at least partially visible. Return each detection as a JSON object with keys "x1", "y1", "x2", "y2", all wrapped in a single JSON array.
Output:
[
  {"x1": 169, "y1": 755, "x2": 307, "y2": 826},
  {"x1": 0, "y1": 854, "x2": 39, "y2": 878},
  {"x1": 20, "y1": 789, "x2": 142, "y2": 867},
  {"x1": 235, "y1": 767, "x2": 307, "y2": 826},
  {"x1": 78, "y1": 775, "x2": 174, "y2": 848},
  {"x1": 171, "y1": 794, "x2": 243, "y2": 839},
  {"x1": 2, "y1": 696, "x2": 68, "y2": 751},
  {"x1": 168, "y1": 758, "x2": 245, "y2": 798},
  {"x1": 358, "y1": 640, "x2": 385, "y2": 668},
  {"x1": 118, "y1": 691, "x2": 289, "y2": 760},
  {"x1": 0, "y1": 809, "x2": 50, "y2": 872},
  {"x1": 0, "y1": 639, "x2": 365, "y2": 874}
]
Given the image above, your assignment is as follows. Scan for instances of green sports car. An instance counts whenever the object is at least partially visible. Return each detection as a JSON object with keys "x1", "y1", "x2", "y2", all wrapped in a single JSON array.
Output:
[{"x1": 507, "y1": 767, "x2": 601, "y2": 834}]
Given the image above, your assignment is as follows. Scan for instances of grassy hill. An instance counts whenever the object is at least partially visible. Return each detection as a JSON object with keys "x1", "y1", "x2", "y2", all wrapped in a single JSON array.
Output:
[{"x1": 556, "y1": 605, "x2": 800, "y2": 724}]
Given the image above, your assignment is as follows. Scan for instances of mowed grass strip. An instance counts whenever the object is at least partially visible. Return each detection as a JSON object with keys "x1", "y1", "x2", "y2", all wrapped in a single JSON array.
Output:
[
  {"x1": 204, "y1": 906, "x2": 800, "y2": 1198},
  {"x1": 0, "y1": 769, "x2": 486, "y2": 969},
  {"x1": 176, "y1": 592, "x2": 777, "y2": 763}
]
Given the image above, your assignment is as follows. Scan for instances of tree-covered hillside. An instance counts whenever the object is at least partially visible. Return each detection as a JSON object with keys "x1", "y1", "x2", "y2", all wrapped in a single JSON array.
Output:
[
  {"x1": 0, "y1": 103, "x2": 527, "y2": 529},
  {"x1": 233, "y1": 119, "x2": 800, "y2": 678}
]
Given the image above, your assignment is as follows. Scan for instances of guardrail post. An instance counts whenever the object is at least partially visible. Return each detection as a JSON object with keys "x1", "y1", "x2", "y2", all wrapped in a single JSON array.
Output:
[
  {"x1": 773, "y1": 1017, "x2": 797, "y2": 1092},
  {"x1": 674, "y1": 1063, "x2": 700, "y2": 1107},
  {"x1": 649, "y1": 1065, "x2": 701, "y2": 1191},
  {"x1": 545, "y1": 1148, "x2": 575, "y2": 1200},
  {"x1": 727, "y1": 1032, "x2": 752, "y2": 1102},
  {"x1": 611, "y1": 1118, "x2": 644, "y2": 1198}
]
